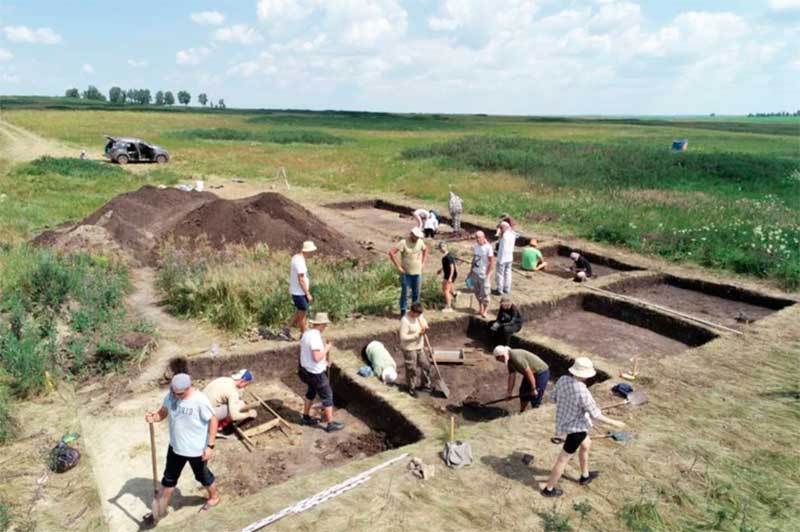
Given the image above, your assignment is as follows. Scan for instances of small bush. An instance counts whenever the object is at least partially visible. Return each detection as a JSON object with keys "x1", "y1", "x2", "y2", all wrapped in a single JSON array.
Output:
[
  {"x1": 538, "y1": 506, "x2": 573, "y2": 532},
  {"x1": 618, "y1": 498, "x2": 665, "y2": 531},
  {"x1": 14, "y1": 156, "x2": 124, "y2": 178},
  {"x1": 0, "y1": 381, "x2": 15, "y2": 445}
]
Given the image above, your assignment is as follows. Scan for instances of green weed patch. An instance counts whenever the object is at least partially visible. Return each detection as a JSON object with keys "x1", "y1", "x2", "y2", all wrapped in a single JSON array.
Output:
[
  {"x1": 246, "y1": 110, "x2": 464, "y2": 131},
  {"x1": 172, "y1": 127, "x2": 345, "y2": 144},
  {"x1": 14, "y1": 156, "x2": 124, "y2": 179}
]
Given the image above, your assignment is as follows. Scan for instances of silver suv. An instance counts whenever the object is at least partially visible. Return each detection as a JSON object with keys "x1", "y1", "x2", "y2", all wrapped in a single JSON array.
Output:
[{"x1": 104, "y1": 136, "x2": 169, "y2": 164}]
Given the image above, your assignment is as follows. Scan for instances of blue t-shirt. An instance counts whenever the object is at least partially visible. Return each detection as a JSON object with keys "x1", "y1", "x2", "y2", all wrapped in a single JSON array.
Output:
[{"x1": 162, "y1": 390, "x2": 215, "y2": 457}]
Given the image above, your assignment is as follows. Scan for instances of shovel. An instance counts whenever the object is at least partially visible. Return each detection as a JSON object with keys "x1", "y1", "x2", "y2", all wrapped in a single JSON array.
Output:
[
  {"x1": 148, "y1": 422, "x2": 163, "y2": 524},
  {"x1": 602, "y1": 390, "x2": 649, "y2": 410},
  {"x1": 423, "y1": 334, "x2": 450, "y2": 399},
  {"x1": 463, "y1": 393, "x2": 531, "y2": 408}
]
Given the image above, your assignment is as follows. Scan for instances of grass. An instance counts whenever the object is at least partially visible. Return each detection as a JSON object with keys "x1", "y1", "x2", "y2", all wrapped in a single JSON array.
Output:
[
  {"x1": 0, "y1": 156, "x2": 179, "y2": 243},
  {"x1": 171, "y1": 127, "x2": 345, "y2": 144},
  {"x1": 155, "y1": 239, "x2": 444, "y2": 332},
  {"x1": 246, "y1": 110, "x2": 467, "y2": 131}
]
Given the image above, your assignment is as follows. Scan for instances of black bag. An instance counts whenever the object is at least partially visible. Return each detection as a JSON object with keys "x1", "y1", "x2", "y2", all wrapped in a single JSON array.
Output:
[{"x1": 49, "y1": 442, "x2": 81, "y2": 473}]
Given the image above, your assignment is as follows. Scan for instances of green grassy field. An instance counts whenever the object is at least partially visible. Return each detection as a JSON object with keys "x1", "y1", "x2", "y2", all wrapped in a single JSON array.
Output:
[{"x1": 3, "y1": 107, "x2": 798, "y2": 289}]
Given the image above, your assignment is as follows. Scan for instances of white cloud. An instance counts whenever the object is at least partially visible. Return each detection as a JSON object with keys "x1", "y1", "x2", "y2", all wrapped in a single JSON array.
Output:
[
  {"x1": 227, "y1": 61, "x2": 261, "y2": 78},
  {"x1": 127, "y1": 59, "x2": 148, "y2": 68},
  {"x1": 176, "y1": 46, "x2": 211, "y2": 65},
  {"x1": 0, "y1": 48, "x2": 13, "y2": 61},
  {"x1": 0, "y1": 65, "x2": 19, "y2": 83},
  {"x1": 81, "y1": 63, "x2": 94, "y2": 73},
  {"x1": 212, "y1": 25, "x2": 263, "y2": 44},
  {"x1": 257, "y1": 0, "x2": 314, "y2": 22},
  {"x1": 3, "y1": 25, "x2": 62, "y2": 44},
  {"x1": 768, "y1": 0, "x2": 800, "y2": 12},
  {"x1": 190, "y1": 11, "x2": 225, "y2": 25}
]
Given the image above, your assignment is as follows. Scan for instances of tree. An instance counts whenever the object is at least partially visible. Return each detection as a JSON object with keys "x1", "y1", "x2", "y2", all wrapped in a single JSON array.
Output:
[
  {"x1": 198, "y1": 93, "x2": 208, "y2": 107},
  {"x1": 109, "y1": 86, "x2": 125, "y2": 104},
  {"x1": 155, "y1": 91, "x2": 164, "y2": 105},
  {"x1": 218, "y1": 98, "x2": 225, "y2": 109},
  {"x1": 140, "y1": 89, "x2": 152, "y2": 105},
  {"x1": 82, "y1": 85, "x2": 106, "y2": 101},
  {"x1": 126, "y1": 89, "x2": 135, "y2": 102},
  {"x1": 64, "y1": 88, "x2": 79, "y2": 98},
  {"x1": 164, "y1": 91, "x2": 175, "y2": 105},
  {"x1": 177, "y1": 90, "x2": 191, "y2": 106}
]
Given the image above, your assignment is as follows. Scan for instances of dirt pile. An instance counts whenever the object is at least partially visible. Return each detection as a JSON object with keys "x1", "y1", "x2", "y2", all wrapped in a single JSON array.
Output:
[{"x1": 35, "y1": 186, "x2": 363, "y2": 264}]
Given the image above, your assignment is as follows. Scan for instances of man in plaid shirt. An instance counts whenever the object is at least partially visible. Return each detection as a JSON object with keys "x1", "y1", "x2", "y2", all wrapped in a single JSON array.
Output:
[{"x1": 542, "y1": 357, "x2": 625, "y2": 497}]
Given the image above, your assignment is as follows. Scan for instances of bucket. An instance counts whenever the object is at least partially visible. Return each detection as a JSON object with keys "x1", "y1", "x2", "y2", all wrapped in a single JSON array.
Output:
[{"x1": 195, "y1": 180, "x2": 205, "y2": 192}]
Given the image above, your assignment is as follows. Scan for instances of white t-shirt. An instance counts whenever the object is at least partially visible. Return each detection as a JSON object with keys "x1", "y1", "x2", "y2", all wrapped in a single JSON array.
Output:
[
  {"x1": 423, "y1": 214, "x2": 439, "y2": 231},
  {"x1": 471, "y1": 242, "x2": 494, "y2": 277},
  {"x1": 289, "y1": 254, "x2": 309, "y2": 296},
  {"x1": 497, "y1": 230, "x2": 516, "y2": 264},
  {"x1": 300, "y1": 328, "x2": 326, "y2": 374}
]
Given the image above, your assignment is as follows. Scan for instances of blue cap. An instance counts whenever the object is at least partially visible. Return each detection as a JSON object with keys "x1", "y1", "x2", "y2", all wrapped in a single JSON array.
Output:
[{"x1": 231, "y1": 369, "x2": 253, "y2": 382}]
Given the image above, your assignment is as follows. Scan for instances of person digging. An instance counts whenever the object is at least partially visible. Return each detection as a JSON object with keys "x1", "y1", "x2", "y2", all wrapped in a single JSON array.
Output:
[
  {"x1": 436, "y1": 241, "x2": 458, "y2": 312},
  {"x1": 361, "y1": 340, "x2": 399, "y2": 385},
  {"x1": 143, "y1": 374, "x2": 220, "y2": 520},
  {"x1": 489, "y1": 296, "x2": 523, "y2": 347},
  {"x1": 493, "y1": 345, "x2": 550, "y2": 413},
  {"x1": 389, "y1": 227, "x2": 428, "y2": 317},
  {"x1": 569, "y1": 251, "x2": 593, "y2": 282},
  {"x1": 399, "y1": 302, "x2": 432, "y2": 397},
  {"x1": 285, "y1": 240, "x2": 317, "y2": 339},
  {"x1": 298, "y1": 312, "x2": 344, "y2": 432},
  {"x1": 203, "y1": 369, "x2": 258, "y2": 436},
  {"x1": 541, "y1": 357, "x2": 625, "y2": 497}
]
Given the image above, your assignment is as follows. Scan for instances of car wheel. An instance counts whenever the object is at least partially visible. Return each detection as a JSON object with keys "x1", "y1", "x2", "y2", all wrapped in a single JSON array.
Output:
[
  {"x1": 116, "y1": 154, "x2": 129, "y2": 165},
  {"x1": 155, "y1": 154, "x2": 167, "y2": 164}
]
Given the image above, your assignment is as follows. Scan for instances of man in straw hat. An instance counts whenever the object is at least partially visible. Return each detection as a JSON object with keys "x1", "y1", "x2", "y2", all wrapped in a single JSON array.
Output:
[
  {"x1": 286, "y1": 240, "x2": 318, "y2": 339},
  {"x1": 144, "y1": 373, "x2": 220, "y2": 515},
  {"x1": 389, "y1": 227, "x2": 428, "y2": 316},
  {"x1": 203, "y1": 369, "x2": 258, "y2": 434},
  {"x1": 541, "y1": 357, "x2": 625, "y2": 497},
  {"x1": 298, "y1": 312, "x2": 344, "y2": 432}
]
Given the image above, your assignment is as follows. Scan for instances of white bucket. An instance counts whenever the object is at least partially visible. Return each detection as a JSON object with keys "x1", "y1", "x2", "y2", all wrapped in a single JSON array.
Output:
[{"x1": 195, "y1": 180, "x2": 205, "y2": 192}]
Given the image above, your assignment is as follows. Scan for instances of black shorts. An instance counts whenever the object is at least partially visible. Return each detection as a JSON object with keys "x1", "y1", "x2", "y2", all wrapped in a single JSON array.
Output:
[
  {"x1": 298, "y1": 367, "x2": 334, "y2": 407},
  {"x1": 424, "y1": 228, "x2": 435, "y2": 238},
  {"x1": 563, "y1": 432, "x2": 588, "y2": 454},
  {"x1": 292, "y1": 294, "x2": 309, "y2": 311},
  {"x1": 161, "y1": 445, "x2": 215, "y2": 488}
]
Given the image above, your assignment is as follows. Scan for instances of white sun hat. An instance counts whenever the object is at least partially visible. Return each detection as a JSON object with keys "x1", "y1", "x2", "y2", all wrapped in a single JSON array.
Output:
[
  {"x1": 492, "y1": 345, "x2": 510, "y2": 357},
  {"x1": 302, "y1": 241, "x2": 317, "y2": 253},
  {"x1": 568, "y1": 357, "x2": 596, "y2": 379},
  {"x1": 382, "y1": 367, "x2": 398, "y2": 384},
  {"x1": 410, "y1": 227, "x2": 424, "y2": 238}
]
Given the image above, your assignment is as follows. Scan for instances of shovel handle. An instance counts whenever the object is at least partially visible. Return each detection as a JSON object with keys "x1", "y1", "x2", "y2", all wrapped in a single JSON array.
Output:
[
  {"x1": 602, "y1": 400, "x2": 629, "y2": 410},
  {"x1": 148, "y1": 422, "x2": 159, "y2": 493}
]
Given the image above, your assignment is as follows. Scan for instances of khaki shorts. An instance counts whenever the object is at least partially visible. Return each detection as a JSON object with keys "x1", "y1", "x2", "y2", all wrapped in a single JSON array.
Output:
[{"x1": 472, "y1": 275, "x2": 490, "y2": 303}]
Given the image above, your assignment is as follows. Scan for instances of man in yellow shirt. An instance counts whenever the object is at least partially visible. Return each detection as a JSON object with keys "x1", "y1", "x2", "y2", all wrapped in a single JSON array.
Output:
[{"x1": 388, "y1": 227, "x2": 429, "y2": 316}]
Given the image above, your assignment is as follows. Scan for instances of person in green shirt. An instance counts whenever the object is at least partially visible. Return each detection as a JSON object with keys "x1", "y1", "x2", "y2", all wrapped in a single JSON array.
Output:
[
  {"x1": 361, "y1": 341, "x2": 398, "y2": 384},
  {"x1": 520, "y1": 239, "x2": 547, "y2": 272},
  {"x1": 493, "y1": 345, "x2": 550, "y2": 412}
]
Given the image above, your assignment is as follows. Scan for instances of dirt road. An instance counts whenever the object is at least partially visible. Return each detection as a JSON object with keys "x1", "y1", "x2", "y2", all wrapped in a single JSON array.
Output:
[{"x1": 0, "y1": 118, "x2": 77, "y2": 161}]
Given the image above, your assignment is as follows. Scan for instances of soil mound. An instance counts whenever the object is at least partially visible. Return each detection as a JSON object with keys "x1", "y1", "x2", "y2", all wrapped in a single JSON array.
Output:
[
  {"x1": 35, "y1": 186, "x2": 362, "y2": 264},
  {"x1": 169, "y1": 192, "x2": 363, "y2": 257}
]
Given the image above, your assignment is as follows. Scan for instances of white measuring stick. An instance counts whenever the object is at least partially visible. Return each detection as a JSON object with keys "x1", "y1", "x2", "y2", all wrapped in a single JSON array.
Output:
[{"x1": 240, "y1": 452, "x2": 409, "y2": 532}]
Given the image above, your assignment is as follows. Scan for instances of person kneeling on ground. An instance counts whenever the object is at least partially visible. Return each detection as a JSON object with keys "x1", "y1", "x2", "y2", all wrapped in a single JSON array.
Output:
[
  {"x1": 423, "y1": 210, "x2": 439, "y2": 238},
  {"x1": 144, "y1": 374, "x2": 220, "y2": 517},
  {"x1": 298, "y1": 313, "x2": 344, "y2": 433},
  {"x1": 489, "y1": 296, "x2": 523, "y2": 347},
  {"x1": 203, "y1": 369, "x2": 258, "y2": 434},
  {"x1": 361, "y1": 341, "x2": 398, "y2": 385},
  {"x1": 400, "y1": 302, "x2": 431, "y2": 397},
  {"x1": 541, "y1": 357, "x2": 625, "y2": 497},
  {"x1": 521, "y1": 239, "x2": 547, "y2": 272},
  {"x1": 436, "y1": 241, "x2": 458, "y2": 312},
  {"x1": 493, "y1": 346, "x2": 550, "y2": 413},
  {"x1": 569, "y1": 251, "x2": 593, "y2": 282}
]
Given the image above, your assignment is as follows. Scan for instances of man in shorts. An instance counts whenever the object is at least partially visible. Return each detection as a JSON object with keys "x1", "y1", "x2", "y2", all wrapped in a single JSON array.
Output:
[
  {"x1": 541, "y1": 357, "x2": 625, "y2": 497},
  {"x1": 388, "y1": 227, "x2": 428, "y2": 316},
  {"x1": 493, "y1": 345, "x2": 550, "y2": 413},
  {"x1": 144, "y1": 373, "x2": 219, "y2": 516},
  {"x1": 469, "y1": 231, "x2": 495, "y2": 318},
  {"x1": 287, "y1": 241, "x2": 317, "y2": 338},
  {"x1": 436, "y1": 241, "x2": 458, "y2": 312},
  {"x1": 298, "y1": 313, "x2": 344, "y2": 433}
]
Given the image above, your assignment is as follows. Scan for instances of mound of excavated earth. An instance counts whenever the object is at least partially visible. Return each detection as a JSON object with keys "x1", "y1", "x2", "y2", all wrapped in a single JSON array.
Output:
[{"x1": 35, "y1": 186, "x2": 363, "y2": 264}]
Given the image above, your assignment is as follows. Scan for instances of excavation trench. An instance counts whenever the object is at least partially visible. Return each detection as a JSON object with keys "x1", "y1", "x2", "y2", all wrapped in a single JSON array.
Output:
[
  {"x1": 515, "y1": 244, "x2": 644, "y2": 279},
  {"x1": 604, "y1": 274, "x2": 795, "y2": 329}
]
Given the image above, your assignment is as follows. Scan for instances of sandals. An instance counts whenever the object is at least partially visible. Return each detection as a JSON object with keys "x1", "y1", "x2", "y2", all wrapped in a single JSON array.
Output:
[{"x1": 199, "y1": 499, "x2": 221, "y2": 512}]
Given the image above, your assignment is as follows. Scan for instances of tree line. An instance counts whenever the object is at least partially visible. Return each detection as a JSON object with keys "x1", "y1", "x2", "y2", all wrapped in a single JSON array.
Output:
[
  {"x1": 64, "y1": 85, "x2": 225, "y2": 108},
  {"x1": 747, "y1": 111, "x2": 800, "y2": 117}
]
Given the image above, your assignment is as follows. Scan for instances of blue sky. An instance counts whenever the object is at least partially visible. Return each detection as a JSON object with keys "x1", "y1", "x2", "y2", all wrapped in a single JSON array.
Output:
[{"x1": 1, "y1": 1, "x2": 799, "y2": 115}]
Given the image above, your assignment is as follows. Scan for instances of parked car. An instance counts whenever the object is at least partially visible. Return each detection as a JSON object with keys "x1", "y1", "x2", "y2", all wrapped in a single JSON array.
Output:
[{"x1": 103, "y1": 136, "x2": 169, "y2": 164}]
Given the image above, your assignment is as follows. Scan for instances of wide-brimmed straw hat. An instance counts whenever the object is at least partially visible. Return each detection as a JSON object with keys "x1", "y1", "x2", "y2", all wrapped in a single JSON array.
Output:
[
  {"x1": 302, "y1": 241, "x2": 317, "y2": 253},
  {"x1": 410, "y1": 227, "x2": 424, "y2": 238},
  {"x1": 309, "y1": 312, "x2": 331, "y2": 325},
  {"x1": 569, "y1": 357, "x2": 596, "y2": 379}
]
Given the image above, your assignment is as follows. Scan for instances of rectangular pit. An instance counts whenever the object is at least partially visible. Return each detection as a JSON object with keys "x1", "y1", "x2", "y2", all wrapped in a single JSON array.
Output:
[
  {"x1": 605, "y1": 275, "x2": 795, "y2": 330},
  {"x1": 186, "y1": 351, "x2": 422, "y2": 497},
  {"x1": 525, "y1": 293, "x2": 717, "y2": 363},
  {"x1": 515, "y1": 244, "x2": 644, "y2": 279}
]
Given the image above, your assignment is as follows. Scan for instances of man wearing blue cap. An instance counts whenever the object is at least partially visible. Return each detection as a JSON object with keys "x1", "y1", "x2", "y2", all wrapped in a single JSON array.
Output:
[
  {"x1": 144, "y1": 373, "x2": 220, "y2": 515},
  {"x1": 203, "y1": 369, "x2": 258, "y2": 431}
]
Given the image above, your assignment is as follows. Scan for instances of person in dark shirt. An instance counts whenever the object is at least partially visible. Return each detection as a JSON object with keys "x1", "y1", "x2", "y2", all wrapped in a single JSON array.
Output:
[
  {"x1": 489, "y1": 296, "x2": 523, "y2": 346},
  {"x1": 569, "y1": 252, "x2": 593, "y2": 282},
  {"x1": 436, "y1": 242, "x2": 458, "y2": 312}
]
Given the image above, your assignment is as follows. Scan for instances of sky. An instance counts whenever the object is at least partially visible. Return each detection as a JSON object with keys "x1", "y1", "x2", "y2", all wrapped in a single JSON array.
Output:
[{"x1": 0, "y1": 0, "x2": 799, "y2": 115}]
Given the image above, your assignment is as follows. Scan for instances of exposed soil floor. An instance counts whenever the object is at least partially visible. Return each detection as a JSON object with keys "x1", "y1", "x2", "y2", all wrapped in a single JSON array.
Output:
[
  {"x1": 541, "y1": 254, "x2": 623, "y2": 279},
  {"x1": 533, "y1": 310, "x2": 690, "y2": 363},
  {"x1": 212, "y1": 381, "x2": 388, "y2": 497},
  {"x1": 608, "y1": 282, "x2": 779, "y2": 330}
]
